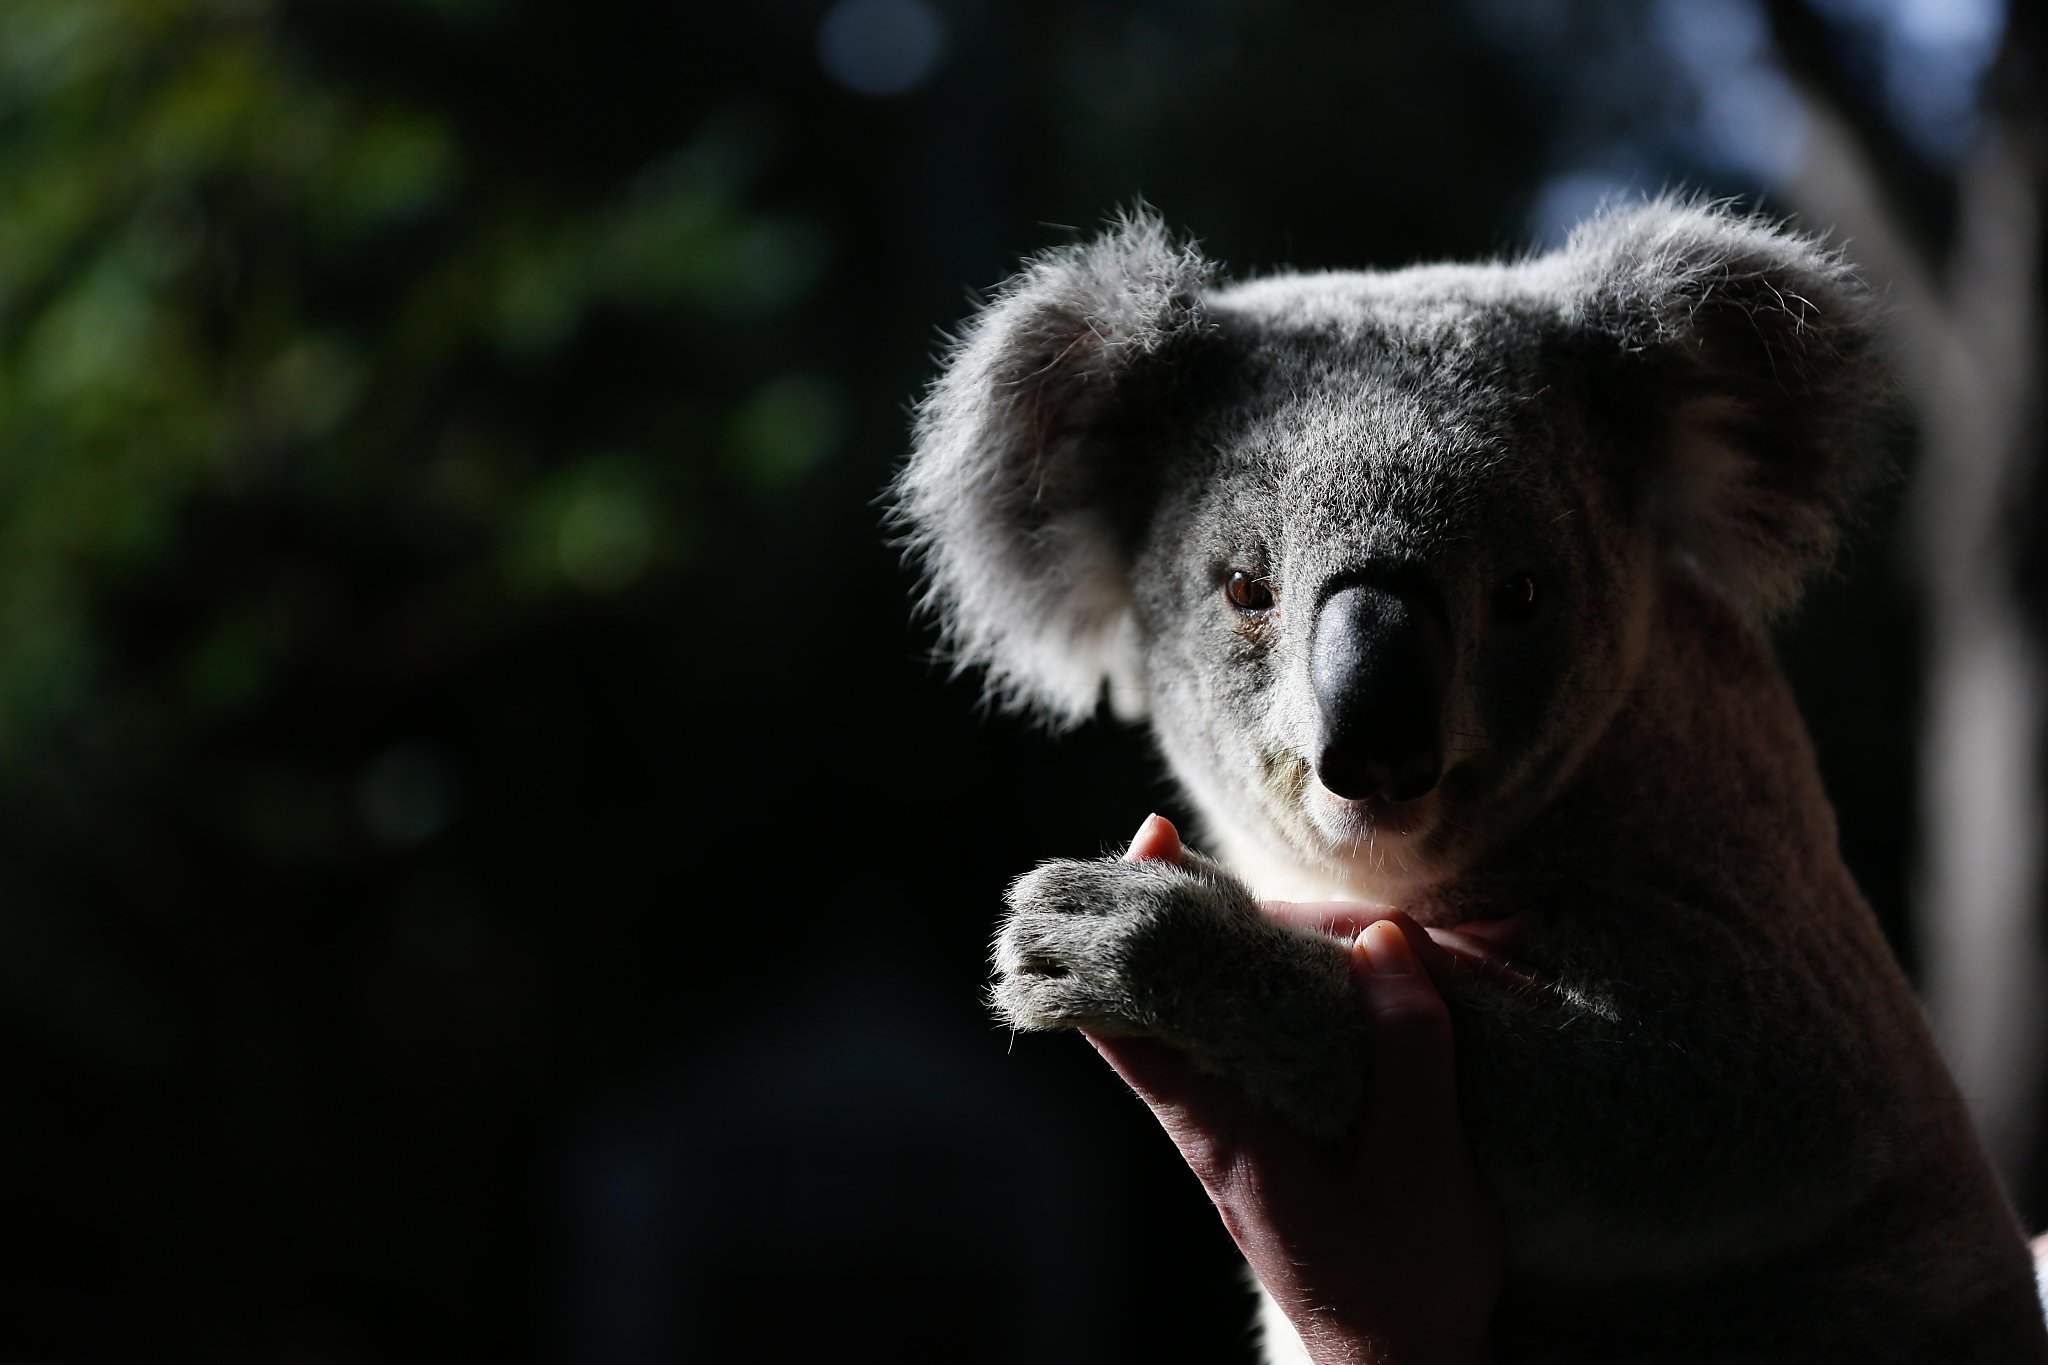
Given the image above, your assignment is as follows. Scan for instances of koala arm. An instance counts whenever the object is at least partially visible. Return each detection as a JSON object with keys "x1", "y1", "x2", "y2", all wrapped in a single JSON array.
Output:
[
  {"x1": 1440, "y1": 877, "x2": 1929, "y2": 1283},
  {"x1": 995, "y1": 845, "x2": 1370, "y2": 1140},
  {"x1": 995, "y1": 838, "x2": 1869, "y2": 1260}
]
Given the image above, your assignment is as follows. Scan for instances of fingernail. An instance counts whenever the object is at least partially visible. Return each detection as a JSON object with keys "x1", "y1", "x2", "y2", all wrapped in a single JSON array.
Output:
[{"x1": 1358, "y1": 920, "x2": 1415, "y2": 975}]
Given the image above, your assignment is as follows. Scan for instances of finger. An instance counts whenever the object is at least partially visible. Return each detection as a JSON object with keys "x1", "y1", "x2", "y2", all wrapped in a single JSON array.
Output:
[
  {"x1": 1317, "y1": 908, "x2": 1470, "y2": 988},
  {"x1": 1351, "y1": 920, "x2": 1461, "y2": 1136},
  {"x1": 1082, "y1": 1031, "x2": 1288, "y2": 1187},
  {"x1": 1259, "y1": 899, "x2": 1405, "y2": 936},
  {"x1": 1427, "y1": 924, "x2": 1545, "y2": 992},
  {"x1": 1084, "y1": 1031, "x2": 1220, "y2": 1113},
  {"x1": 1448, "y1": 907, "x2": 1542, "y2": 952},
  {"x1": 1123, "y1": 812, "x2": 1184, "y2": 865},
  {"x1": 1262, "y1": 901, "x2": 1524, "y2": 992}
]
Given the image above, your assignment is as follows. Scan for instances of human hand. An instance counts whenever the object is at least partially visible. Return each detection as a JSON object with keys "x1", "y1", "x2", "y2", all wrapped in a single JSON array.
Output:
[{"x1": 1084, "y1": 813, "x2": 1514, "y2": 1365}]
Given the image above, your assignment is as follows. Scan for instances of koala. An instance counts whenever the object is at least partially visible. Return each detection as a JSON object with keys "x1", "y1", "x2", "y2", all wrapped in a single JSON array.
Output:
[{"x1": 893, "y1": 201, "x2": 2048, "y2": 1363}]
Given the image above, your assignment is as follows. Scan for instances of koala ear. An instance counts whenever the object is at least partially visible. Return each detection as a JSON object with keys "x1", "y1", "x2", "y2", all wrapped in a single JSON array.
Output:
[
  {"x1": 892, "y1": 211, "x2": 1215, "y2": 723},
  {"x1": 1560, "y1": 198, "x2": 1893, "y2": 617}
]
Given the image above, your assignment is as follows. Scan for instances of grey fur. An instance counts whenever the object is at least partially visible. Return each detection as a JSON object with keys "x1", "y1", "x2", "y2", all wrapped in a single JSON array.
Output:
[
  {"x1": 998, "y1": 847, "x2": 1365, "y2": 1135},
  {"x1": 895, "y1": 209, "x2": 1215, "y2": 721},
  {"x1": 897, "y1": 200, "x2": 2047, "y2": 1363}
]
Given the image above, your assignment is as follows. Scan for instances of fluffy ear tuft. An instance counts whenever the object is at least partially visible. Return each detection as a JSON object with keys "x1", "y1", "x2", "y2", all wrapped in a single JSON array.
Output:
[
  {"x1": 1561, "y1": 196, "x2": 1894, "y2": 617},
  {"x1": 891, "y1": 210, "x2": 1215, "y2": 722}
]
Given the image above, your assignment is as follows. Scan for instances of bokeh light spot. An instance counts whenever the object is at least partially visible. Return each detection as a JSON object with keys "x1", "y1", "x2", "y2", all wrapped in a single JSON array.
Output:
[
  {"x1": 727, "y1": 372, "x2": 846, "y2": 490},
  {"x1": 556, "y1": 486, "x2": 654, "y2": 591},
  {"x1": 1527, "y1": 171, "x2": 1637, "y2": 249},
  {"x1": 817, "y1": 0, "x2": 946, "y2": 98},
  {"x1": 182, "y1": 611, "x2": 273, "y2": 711},
  {"x1": 358, "y1": 743, "x2": 458, "y2": 848}
]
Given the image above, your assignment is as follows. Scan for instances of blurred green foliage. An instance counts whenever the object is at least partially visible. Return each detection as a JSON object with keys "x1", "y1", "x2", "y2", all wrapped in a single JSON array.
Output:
[
  {"x1": 0, "y1": 0, "x2": 840, "y2": 766},
  {"x1": 0, "y1": 5, "x2": 870, "y2": 1351}
]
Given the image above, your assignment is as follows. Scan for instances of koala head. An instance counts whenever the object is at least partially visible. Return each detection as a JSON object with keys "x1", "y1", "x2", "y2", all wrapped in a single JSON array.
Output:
[{"x1": 896, "y1": 201, "x2": 1887, "y2": 896}]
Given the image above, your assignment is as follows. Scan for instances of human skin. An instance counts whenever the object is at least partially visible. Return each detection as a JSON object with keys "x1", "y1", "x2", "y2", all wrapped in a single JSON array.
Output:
[{"x1": 1083, "y1": 813, "x2": 1527, "y2": 1365}]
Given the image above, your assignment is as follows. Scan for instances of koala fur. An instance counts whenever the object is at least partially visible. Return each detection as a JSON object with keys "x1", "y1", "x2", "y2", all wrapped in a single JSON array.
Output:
[{"x1": 894, "y1": 201, "x2": 2048, "y2": 1363}]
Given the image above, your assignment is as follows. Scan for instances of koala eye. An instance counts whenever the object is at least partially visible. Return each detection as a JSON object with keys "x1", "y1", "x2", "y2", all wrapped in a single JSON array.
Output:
[
  {"x1": 1224, "y1": 570, "x2": 1275, "y2": 614},
  {"x1": 1493, "y1": 572, "x2": 1540, "y2": 621}
]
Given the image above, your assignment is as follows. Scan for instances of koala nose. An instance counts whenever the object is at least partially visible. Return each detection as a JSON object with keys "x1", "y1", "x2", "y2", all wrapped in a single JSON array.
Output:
[{"x1": 1310, "y1": 582, "x2": 1448, "y2": 804}]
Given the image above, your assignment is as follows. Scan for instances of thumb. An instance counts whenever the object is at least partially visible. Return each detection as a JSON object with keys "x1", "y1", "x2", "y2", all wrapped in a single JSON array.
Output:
[
  {"x1": 1351, "y1": 918, "x2": 1460, "y2": 1146},
  {"x1": 1124, "y1": 812, "x2": 1184, "y2": 865}
]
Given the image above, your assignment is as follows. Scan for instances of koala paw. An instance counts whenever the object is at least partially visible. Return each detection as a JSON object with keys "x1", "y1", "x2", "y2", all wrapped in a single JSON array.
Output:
[
  {"x1": 993, "y1": 851, "x2": 1250, "y2": 1035},
  {"x1": 992, "y1": 847, "x2": 1365, "y2": 1136}
]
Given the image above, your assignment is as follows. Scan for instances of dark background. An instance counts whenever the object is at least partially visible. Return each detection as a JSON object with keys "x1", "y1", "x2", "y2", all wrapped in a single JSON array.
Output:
[{"x1": 0, "y1": 1, "x2": 2029, "y2": 1361}]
